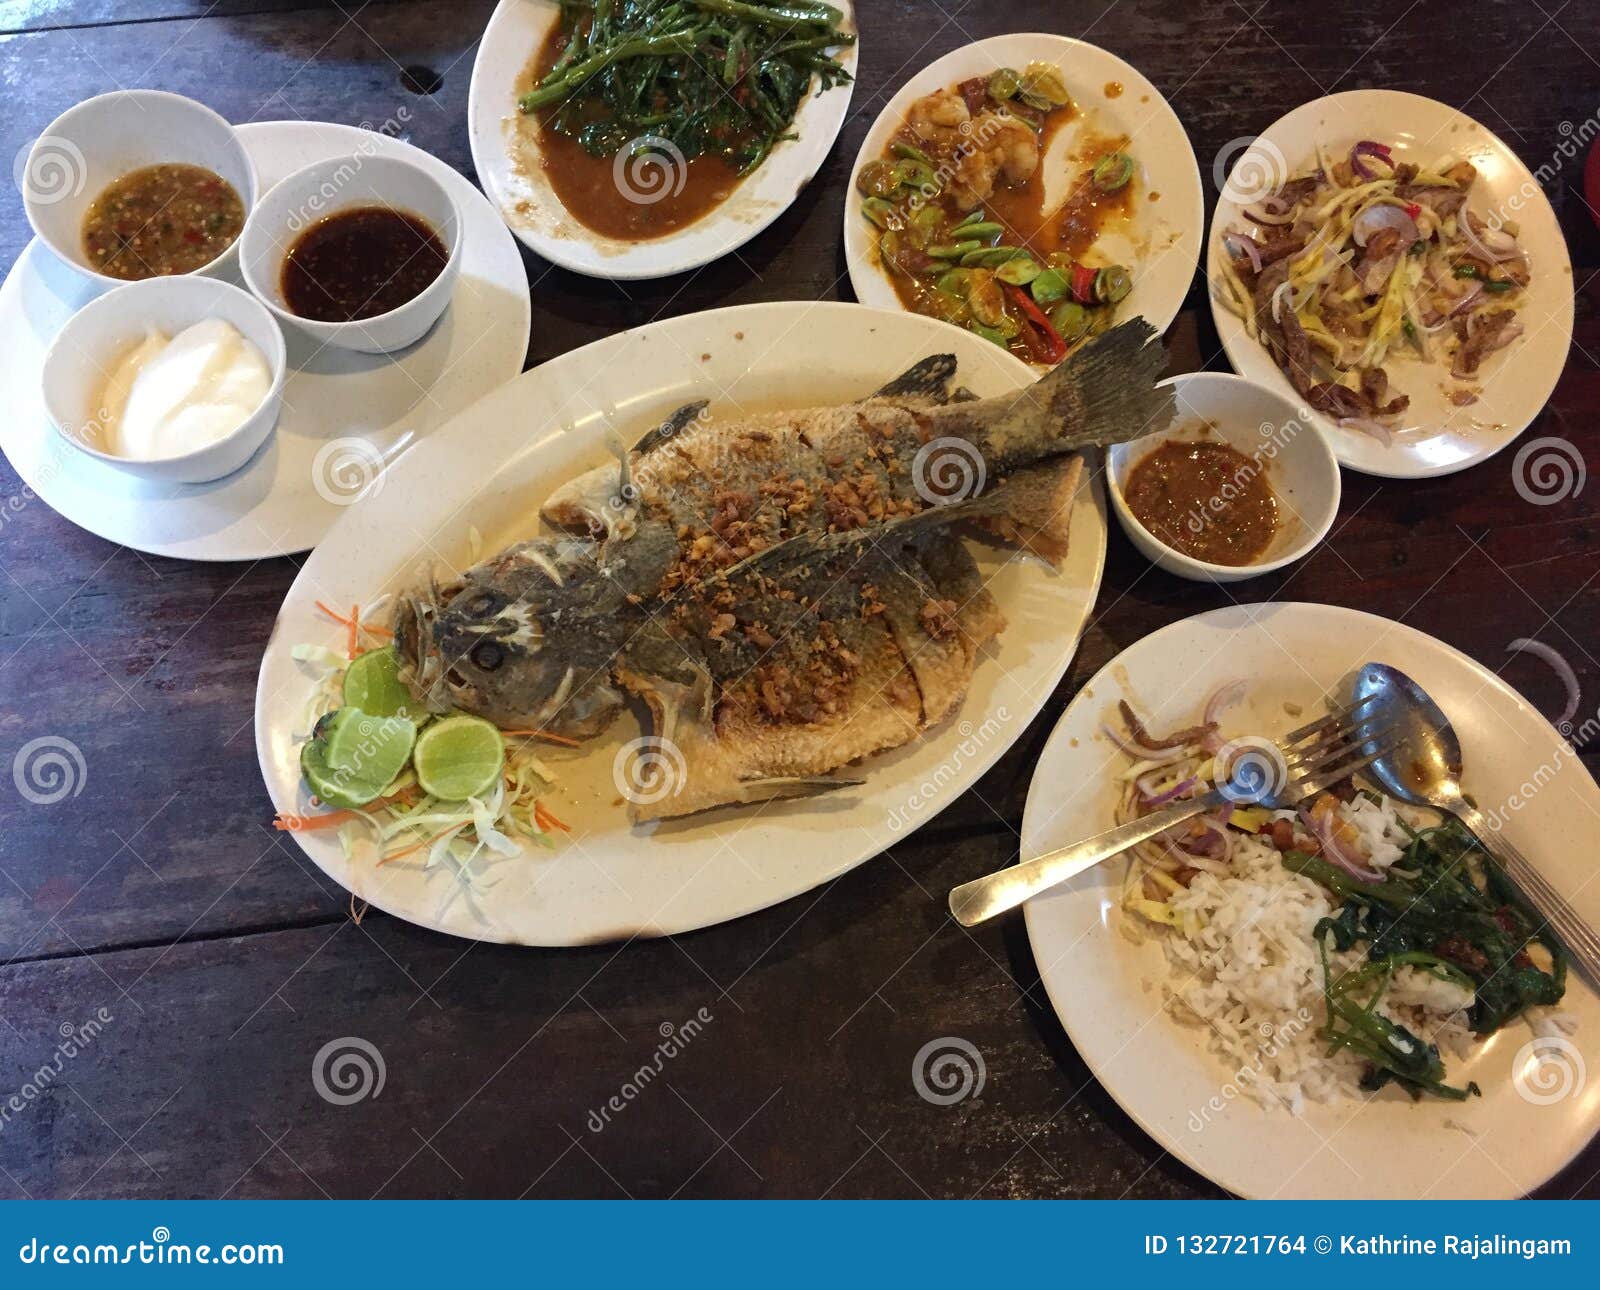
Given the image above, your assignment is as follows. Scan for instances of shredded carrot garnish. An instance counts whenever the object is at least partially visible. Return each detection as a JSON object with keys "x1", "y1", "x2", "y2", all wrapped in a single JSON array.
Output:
[
  {"x1": 274, "y1": 810, "x2": 360, "y2": 832},
  {"x1": 378, "y1": 829, "x2": 455, "y2": 866},
  {"x1": 315, "y1": 600, "x2": 353, "y2": 627},
  {"x1": 500, "y1": 729, "x2": 582, "y2": 748},
  {"x1": 534, "y1": 801, "x2": 571, "y2": 833},
  {"x1": 347, "y1": 604, "x2": 360, "y2": 658}
]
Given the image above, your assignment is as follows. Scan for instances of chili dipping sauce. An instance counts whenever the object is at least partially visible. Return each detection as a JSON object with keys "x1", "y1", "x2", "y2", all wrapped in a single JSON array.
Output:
[
  {"x1": 81, "y1": 163, "x2": 245, "y2": 280},
  {"x1": 1123, "y1": 437, "x2": 1280, "y2": 566},
  {"x1": 281, "y1": 206, "x2": 449, "y2": 323}
]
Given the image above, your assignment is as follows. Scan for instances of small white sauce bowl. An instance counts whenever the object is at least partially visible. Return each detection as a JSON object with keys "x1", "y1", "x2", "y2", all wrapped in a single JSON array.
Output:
[
  {"x1": 239, "y1": 153, "x2": 462, "y2": 355},
  {"x1": 41, "y1": 275, "x2": 287, "y2": 485},
  {"x1": 1108, "y1": 371, "x2": 1341, "y2": 583},
  {"x1": 22, "y1": 89, "x2": 257, "y2": 287}
]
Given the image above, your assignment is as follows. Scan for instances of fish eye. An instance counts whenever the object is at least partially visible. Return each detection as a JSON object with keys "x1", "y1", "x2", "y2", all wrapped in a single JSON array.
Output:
[{"x1": 471, "y1": 641, "x2": 506, "y2": 672}]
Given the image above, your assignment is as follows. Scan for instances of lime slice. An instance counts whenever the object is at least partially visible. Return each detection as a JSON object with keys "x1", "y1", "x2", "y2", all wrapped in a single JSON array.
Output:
[
  {"x1": 302, "y1": 707, "x2": 417, "y2": 808},
  {"x1": 413, "y1": 715, "x2": 505, "y2": 801},
  {"x1": 342, "y1": 646, "x2": 417, "y2": 718},
  {"x1": 301, "y1": 739, "x2": 380, "y2": 810}
]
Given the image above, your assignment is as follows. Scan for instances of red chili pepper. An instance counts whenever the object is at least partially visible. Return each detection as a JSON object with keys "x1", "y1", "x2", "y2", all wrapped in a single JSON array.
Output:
[
  {"x1": 1070, "y1": 262, "x2": 1097, "y2": 304},
  {"x1": 1404, "y1": 202, "x2": 1422, "y2": 220},
  {"x1": 1005, "y1": 284, "x2": 1067, "y2": 364}
]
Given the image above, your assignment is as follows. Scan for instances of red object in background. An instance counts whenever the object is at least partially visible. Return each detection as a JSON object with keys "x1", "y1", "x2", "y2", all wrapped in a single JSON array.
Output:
[{"x1": 1585, "y1": 131, "x2": 1600, "y2": 231}]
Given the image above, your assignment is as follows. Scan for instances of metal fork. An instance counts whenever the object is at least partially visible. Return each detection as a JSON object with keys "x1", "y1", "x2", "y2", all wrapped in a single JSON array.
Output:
[{"x1": 946, "y1": 699, "x2": 1402, "y2": 927}]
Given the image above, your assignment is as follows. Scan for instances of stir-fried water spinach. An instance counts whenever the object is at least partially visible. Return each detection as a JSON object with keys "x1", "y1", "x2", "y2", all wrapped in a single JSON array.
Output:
[
  {"x1": 1282, "y1": 816, "x2": 1568, "y2": 1100},
  {"x1": 520, "y1": 0, "x2": 855, "y2": 174}
]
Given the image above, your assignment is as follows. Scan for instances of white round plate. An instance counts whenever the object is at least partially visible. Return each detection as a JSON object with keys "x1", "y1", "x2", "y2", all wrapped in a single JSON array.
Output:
[
  {"x1": 844, "y1": 34, "x2": 1202, "y2": 353},
  {"x1": 468, "y1": 0, "x2": 858, "y2": 279},
  {"x1": 258, "y1": 302, "x2": 1109, "y2": 946},
  {"x1": 1208, "y1": 90, "x2": 1574, "y2": 480},
  {"x1": 0, "y1": 121, "x2": 530, "y2": 561},
  {"x1": 1022, "y1": 602, "x2": 1600, "y2": 1199}
]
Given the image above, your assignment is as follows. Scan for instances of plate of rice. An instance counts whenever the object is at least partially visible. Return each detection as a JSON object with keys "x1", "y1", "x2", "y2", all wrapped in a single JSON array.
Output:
[{"x1": 1021, "y1": 601, "x2": 1600, "y2": 1198}]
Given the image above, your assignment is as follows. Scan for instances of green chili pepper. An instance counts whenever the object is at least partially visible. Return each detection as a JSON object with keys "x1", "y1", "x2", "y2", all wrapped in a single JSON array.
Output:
[
  {"x1": 861, "y1": 197, "x2": 900, "y2": 229},
  {"x1": 986, "y1": 68, "x2": 1021, "y2": 102},
  {"x1": 1482, "y1": 279, "x2": 1514, "y2": 293},
  {"x1": 996, "y1": 256, "x2": 1041, "y2": 286},
  {"x1": 1029, "y1": 267, "x2": 1070, "y2": 305},
  {"x1": 1094, "y1": 265, "x2": 1132, "y2": 304},
  {"x1": 1091, "y1": 152, "x2": 1134, "y2": 193},
  {"x1": 1049, "y1": 300, "x2": 1090, "y2": 341}
]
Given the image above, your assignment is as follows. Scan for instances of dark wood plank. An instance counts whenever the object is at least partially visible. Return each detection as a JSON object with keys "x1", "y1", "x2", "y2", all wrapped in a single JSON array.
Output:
[{"x1": 0, "y1": 0, "x2": 1598, "y2": 1199}]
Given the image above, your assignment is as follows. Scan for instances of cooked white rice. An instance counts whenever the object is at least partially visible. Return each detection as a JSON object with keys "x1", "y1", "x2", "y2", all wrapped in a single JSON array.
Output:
[{"x1": 1139, "y1": 794, "x2": 1481, "y2": 1112}]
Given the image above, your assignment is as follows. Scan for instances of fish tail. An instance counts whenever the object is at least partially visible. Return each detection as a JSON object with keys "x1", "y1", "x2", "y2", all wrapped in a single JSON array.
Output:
[{"x1": 995, "y1": 318, "x2": 1174, "y2": 457}]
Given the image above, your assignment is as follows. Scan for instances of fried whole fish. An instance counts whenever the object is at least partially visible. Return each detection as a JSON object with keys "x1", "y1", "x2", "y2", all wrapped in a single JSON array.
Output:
[{"x1": 394, "y1": 319, "x2": 1173, "y2": 822}]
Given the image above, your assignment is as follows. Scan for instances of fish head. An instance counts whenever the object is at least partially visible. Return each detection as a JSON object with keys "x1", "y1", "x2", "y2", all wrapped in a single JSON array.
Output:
[{"x1": 392, "y1": 537, "x2": 632, "y2": 740}]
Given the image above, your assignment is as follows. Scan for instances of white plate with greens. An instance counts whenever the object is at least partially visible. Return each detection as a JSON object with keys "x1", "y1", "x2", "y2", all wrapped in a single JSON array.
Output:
[
  {"x1": 1022, "y1": 602, "x2": 1600, "y2": 1199},
  {"x1": 257, "y1": 302, "x2": 1111, "y2": 946},
  {"x1": 468, "y1": 0, "x2": 858, "y2": 279}
]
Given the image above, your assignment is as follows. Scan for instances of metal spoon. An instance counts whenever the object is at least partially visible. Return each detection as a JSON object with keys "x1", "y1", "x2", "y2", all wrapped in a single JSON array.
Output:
[{"x1": 1352, "y1": 661, "x2": 1600, "y2": 987}]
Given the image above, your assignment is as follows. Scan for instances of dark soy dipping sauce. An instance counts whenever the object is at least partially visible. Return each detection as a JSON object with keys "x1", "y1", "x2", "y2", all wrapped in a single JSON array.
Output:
[{"x1": 281, "y1": 206, "x2": 448, "y2": 322}]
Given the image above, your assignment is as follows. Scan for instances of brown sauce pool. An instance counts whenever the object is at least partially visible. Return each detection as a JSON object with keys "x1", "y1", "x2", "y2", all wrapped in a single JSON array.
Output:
[
  {"x1": 1124, "y1": 437, "x2": 1280, "y2": 566},
  {"x1": 81, "y1": 163, "x2": 244, "y2": 280},
  {"x1": 518, "y1": 23, "x2": 743, "y2": 240},
  {"x1": 282, "y1": 207, "x2": 448, "y2": 322}
]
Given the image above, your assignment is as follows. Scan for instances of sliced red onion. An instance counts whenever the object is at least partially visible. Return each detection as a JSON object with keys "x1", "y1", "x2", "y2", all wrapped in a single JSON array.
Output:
[
  {"x1": 1198, "y1": 680, "x2": 1246, "y2": 754},
  {"x1": 1337, "y1": 416, "x2": 1394, "y2": 447},
  {"x1": 1351, "y1": 203, "x2": 1418, "y2": 249},
  {"x1": 1138, "y1": 773, "x2": 1198, "y2": 807},
  {"x1": 1102, "y1": 723, "x2": 1192, "y2": 764},
  {"x1": 1299, "y1": 806, "x2": 1385, "y2": 881},
  {"x1": 1446, "y1": 282, "x2": 1483, "y2": 317},
  {"x1": 1223, "y1": 232, "x2": 1263, "y2": 274},
  {"x1": 1507, "y1": 637, "x2": 1581, "y2": 729},
  {"x1": 1177, "y1": 821, "x2": 1226, "y2": 858},
  {"x1": 1270, "y1": 280, "x2": 1298, "y2": 326},
  {"x1": 1349, "y1": 140, "x2": 1393, "y2": 180},
  {"x1": 1458, "y1": 210, "x2": 1524, "y2": 264}
]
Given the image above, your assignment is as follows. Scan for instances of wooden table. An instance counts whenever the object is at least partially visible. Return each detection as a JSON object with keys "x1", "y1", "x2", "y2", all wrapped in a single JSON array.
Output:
[{"x1": 1, "y1": 0, "x2": 1596, "y2": 1199}]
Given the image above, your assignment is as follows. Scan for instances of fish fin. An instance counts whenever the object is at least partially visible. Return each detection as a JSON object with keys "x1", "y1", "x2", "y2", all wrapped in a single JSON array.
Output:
[
  {"x1": 986, "y1": 317, "x2": 1173, "y2": 454},
  {"x1": 873, "y1": 354, "x2": 958, "y2": 402},
  {"x1": 634, "y1": 400, "x2": 709, "y2": 456},
  {"x1": 971, "y1": 456, "x2": 1084, "y2": 566}
]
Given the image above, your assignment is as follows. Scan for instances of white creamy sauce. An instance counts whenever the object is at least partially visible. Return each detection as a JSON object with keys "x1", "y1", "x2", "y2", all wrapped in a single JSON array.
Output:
[{"x1": 98, "y1": 319, "x2": 270, "y2": 460}]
